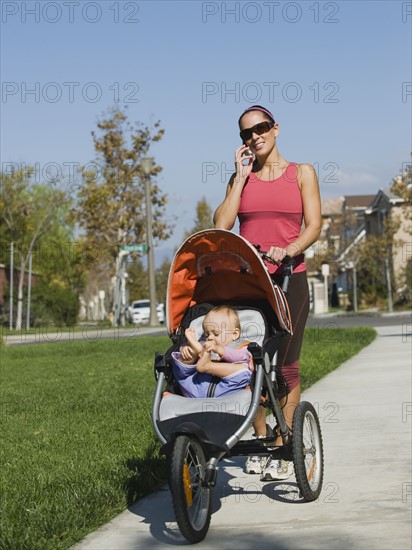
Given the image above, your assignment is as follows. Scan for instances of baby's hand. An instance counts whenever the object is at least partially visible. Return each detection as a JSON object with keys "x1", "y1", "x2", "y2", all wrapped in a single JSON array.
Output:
[
  {"x1": 181, "y1": 345, "x2": 197, "y2": 363},
  {"x1": 185, "y1": 328, "x2": 203, "y2": 355},
  {"x1": 202, "y1": 341, "x2": 224, "y2": 358}
]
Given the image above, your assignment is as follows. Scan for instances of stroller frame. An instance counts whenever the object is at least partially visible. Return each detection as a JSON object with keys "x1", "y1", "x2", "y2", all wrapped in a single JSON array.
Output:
[{"x1": 152, "y1": 230, "x2": 324, "y2": 543}]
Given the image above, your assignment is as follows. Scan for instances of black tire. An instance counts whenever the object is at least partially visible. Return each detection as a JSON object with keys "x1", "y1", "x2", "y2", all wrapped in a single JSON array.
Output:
[
  {"x1": 169, "y1": 435, "x2": 212, "y2": 543},
  {"x1": 292, "y1": 401, "x2": 324, "y2": 501}
]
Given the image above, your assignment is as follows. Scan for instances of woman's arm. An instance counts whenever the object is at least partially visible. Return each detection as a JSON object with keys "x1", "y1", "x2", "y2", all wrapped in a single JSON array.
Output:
[
  {"x1": 213, "y1": 174, "x2": 239, "y2": 230},
  {"x1": 285, "y1": 163, "x2": 322, "y2": 257},
  {"x1": 213, "y1": 145, "x2": 253, "y2": 229}
]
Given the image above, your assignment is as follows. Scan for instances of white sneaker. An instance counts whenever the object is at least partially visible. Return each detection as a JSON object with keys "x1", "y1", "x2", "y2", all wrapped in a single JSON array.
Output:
[
  {"x1": 260, "y1": 459, "x2": 294, "y2": 481},
  {"x1": 245, "y1": 456, "x2": 267, "y2": 475}
]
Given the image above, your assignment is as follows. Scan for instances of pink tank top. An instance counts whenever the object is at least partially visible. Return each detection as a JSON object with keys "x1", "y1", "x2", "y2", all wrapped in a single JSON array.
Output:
[{"x1": 238, "y1": 162, "x2": 305, "y2": 275}]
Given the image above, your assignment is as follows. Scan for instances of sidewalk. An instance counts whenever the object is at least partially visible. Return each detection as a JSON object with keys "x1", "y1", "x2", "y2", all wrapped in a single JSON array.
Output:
[{"x1": 73, "y1": 324, "x2": 412, "y2": 550}]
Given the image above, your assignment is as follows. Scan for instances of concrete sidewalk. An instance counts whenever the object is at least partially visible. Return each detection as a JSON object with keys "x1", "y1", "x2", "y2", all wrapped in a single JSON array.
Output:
[{"x1": 73, "y1": 324, "x2": 412, "y2": 550}]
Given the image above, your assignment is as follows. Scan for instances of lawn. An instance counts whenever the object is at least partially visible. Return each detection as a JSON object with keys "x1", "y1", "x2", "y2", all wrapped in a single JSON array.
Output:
[{"x1": 1, "y1": 327, "x2": 376, "y2": 549}]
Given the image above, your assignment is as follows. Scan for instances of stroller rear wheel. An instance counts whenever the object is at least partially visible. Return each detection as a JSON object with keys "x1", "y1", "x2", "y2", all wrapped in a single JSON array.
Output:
[
  {"x1": 292, "y1": 401, "x2": 324, "y2": 501},
  {"x1": 170, "y1": 435, "x2": 212, "y2": 543}
]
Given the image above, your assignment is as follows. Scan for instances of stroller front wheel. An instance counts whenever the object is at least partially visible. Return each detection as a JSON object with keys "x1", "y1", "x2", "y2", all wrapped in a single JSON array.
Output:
[
  {"x1": 292, "y1": 401, "x2": 324, "y2": 501},
  {"x1": 169, "y1": 435, "x2": 212, "y2": 543}
]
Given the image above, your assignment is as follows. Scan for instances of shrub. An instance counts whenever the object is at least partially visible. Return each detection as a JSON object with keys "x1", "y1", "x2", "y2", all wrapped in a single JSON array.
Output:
[{"x1": 31, "y1": 281, "x2": 79, "y2": 326}]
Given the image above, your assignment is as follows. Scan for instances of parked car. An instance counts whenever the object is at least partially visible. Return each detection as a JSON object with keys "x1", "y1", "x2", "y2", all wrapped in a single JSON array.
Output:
[{"x1": 127, "y1": 300, "x2": 165, "y2": 324}]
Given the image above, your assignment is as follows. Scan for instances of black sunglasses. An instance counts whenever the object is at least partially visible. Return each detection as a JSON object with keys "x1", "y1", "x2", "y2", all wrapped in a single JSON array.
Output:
[{"x1": 239, "y1": 120, "x2": 274, "y2": 142}]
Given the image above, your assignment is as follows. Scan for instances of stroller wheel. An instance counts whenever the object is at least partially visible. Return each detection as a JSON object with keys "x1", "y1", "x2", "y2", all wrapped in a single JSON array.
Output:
[
  {"x1": 292, "y1": 401, "x2": 324, "y2": 501},
  {"x1": 170, "y1": 435, "x2": 212, "y2": 543}
]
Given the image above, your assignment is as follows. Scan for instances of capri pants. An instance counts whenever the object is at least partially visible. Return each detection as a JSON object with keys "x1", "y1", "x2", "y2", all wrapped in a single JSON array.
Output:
[{"x1": 270, "y1": 270, "x2": 310, "y2": 399}]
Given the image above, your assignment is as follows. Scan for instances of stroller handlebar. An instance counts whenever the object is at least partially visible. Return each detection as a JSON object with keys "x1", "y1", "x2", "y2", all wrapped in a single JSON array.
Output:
[{"x1": 255, "y1": 246, "x2": 296, "y2": 294}]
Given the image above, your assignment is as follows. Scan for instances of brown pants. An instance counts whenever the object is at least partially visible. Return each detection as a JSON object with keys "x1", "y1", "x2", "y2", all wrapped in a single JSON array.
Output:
[{"x1": 270, "y1": 270, "x2": 310, "y2": 398}]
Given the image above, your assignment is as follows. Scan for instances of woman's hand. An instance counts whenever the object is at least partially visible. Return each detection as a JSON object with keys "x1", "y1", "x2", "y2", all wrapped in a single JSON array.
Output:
[
  {"x1": 213, "y1": 145, "x2": 254, "y2": 230},
  {"x1": 234, "y1": 145, "x2": 254, "y2": 184},
  {"x1": 267, "y1": 246, "x2": 287, "y2": 264}
]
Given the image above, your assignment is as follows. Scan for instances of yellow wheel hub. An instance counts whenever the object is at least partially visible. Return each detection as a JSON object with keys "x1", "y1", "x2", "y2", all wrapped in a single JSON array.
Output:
[
  {"x1": 183, "y1": 464, "x2": 193, "y2": 507},
  {"x1": 307, "y1": 458, "x2": 316, "y2": 481}
]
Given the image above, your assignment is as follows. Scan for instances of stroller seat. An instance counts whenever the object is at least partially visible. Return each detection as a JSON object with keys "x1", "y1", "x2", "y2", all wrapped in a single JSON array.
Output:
[
  {"x1": 186, "y1": 307, "x2": 267, "y2": 347},
  {"x1": 157, "y1": 307, "x2": 268, "y2": 451},
  {"x1": 159, "y1": 390, "x2": 252, "y2": 450}
]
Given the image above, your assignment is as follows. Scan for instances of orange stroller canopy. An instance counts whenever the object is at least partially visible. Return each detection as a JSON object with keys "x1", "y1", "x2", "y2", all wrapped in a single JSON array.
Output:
[{"x1": 166, "y1": 229, "x2": 292, "y2": 335}]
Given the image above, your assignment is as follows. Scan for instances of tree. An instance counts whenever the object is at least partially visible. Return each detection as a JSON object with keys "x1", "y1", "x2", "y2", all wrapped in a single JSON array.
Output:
[
  {"x1": 184, "y1": 197, "x2": 214, "y2": 239},
  {"x1": 30, "y1": 280, "x2": 79, "y2": 326},
  {"x1": 126, "y1": 257, "x2": 149, "y2": 301},
  {"x1": 390, "y1": 159, "x2": 412, "y2": 224},
  {"x1": 354, "y1": 160, "x2": 411, "y2": 309},
  {"x1": 155, "y1": 258, "x2": 172, "y2": 306},
  {"x1": 0, "y1": 168, "x2": 72, "y2": 329},
  {"x1": 76, "y1": 107, "x2": 171, "y2": 253},
  {"x1": 126, "y1": 256, "x2": 171, "y2": 308},
  {"x1": 356, "y1": 233, "x2": 390, "y2": 306},
  {"x1": 75, "y1": 107, "x2": 172, "y2": 325},
  {"x1": 390, "y1": 158, "x2": 412, "y2": 305}
]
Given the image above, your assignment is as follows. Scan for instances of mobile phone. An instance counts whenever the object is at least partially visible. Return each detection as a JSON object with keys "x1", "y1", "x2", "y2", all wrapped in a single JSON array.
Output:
[{"x1": 241, "y1": 148, "x2": 255, "y2": 166}]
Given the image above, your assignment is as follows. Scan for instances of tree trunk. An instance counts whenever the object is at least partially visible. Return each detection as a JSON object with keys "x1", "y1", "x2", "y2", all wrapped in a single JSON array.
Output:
[{"x1": 112, "y1": 252, "x2": 121, "y2": 327}]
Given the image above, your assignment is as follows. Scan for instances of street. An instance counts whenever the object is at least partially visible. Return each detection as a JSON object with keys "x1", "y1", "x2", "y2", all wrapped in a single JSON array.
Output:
[{"x1": 4, "y1": 312, "x2": 411, "y2": 346}]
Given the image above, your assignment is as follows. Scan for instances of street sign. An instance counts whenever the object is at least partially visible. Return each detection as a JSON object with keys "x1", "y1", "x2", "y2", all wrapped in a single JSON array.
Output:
[{"x1": 121, "y1": 244, "x2": 148, "y2": 252}]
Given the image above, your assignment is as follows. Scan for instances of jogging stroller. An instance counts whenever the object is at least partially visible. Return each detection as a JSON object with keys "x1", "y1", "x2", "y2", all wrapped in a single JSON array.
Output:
[{"x1": 152, "y1": 229, "x2": 324, "y2": 543}]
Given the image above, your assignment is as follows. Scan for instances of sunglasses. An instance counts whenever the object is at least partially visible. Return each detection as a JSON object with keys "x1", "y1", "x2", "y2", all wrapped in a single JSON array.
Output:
[{"x1": 239, "y1": 120, "x2": 274, "y2": 142}]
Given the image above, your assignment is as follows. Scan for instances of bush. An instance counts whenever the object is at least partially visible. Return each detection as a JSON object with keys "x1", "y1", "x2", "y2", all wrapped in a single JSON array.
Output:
[{"x1": 31, "y1": 281, "x2": 79, "y2": 326}]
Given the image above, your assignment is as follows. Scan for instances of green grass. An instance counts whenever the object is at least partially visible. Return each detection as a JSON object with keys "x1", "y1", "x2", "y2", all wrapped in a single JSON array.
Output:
[
  {"x1": 300, "y1": 326, "x2": 376, "y2": 390},
  {"x1": 1, "y1": 327, "x2": 376, "y2": 549}
]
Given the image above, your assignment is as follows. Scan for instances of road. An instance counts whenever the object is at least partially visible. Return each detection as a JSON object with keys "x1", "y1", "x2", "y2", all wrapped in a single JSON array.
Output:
[
  {"x1": 308, "y1": 311, "x2": 411, "y2": 328},
  {"x1": 4, "y1": 312, "x2": 411, "y2": 346},
  {"x1": 3, "y1": 325, "x2": 167, "y2": 346}
]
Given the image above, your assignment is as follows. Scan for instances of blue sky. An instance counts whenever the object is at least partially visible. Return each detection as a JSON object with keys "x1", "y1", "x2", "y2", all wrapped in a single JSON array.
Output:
[{"x1": 2, "y1": 0, "x2": 411, "y2": 260}]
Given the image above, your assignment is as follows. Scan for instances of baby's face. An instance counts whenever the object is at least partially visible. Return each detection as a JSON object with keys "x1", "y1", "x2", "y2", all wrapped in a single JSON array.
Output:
[{"x1": 203, "y1": 311, "x2": 239, "y2": 347}]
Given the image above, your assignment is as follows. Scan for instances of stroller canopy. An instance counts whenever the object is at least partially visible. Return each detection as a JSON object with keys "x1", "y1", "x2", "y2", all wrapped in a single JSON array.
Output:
[{"x1": 166, "y1": 229, "x2": 292, "y2": 335}]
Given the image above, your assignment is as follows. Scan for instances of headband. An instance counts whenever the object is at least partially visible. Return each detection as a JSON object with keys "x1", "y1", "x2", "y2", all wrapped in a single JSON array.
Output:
[{"x1": 238, "y1": 105, "x2": 276, "y2": 124}]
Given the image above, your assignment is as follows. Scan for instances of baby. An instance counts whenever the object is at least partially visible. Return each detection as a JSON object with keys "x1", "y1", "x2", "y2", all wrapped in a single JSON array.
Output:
[{"x1": 171, "y1": 305, "x2": 253, "y2": 398}]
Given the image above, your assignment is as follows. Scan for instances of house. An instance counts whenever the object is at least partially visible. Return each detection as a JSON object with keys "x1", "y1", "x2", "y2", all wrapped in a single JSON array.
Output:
[
  {"x1": 308, "y1": 188, "x2": 409, "y2": 309},
  {"x1": 343, "y1": 195, "x2": 376, "y2": 235},
  {"x1": 306, "y1": 194, "x2": 375, "y2": 270},
  {"x1": 365, "y1": 188, "x2": 410, "y2": 288},
  {"x1": 334, "y1": 194, "x2": 376, "y2": 269}
]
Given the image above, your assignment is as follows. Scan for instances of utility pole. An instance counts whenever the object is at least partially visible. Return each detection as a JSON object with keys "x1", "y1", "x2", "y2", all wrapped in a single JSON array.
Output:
[
  {"x1": 9, "y1": 242, "x2": 14, "y2": 330},
  {"x1": 141, "y1": 157, "x2": 159, "y2": 326},
  {"x1": 352, "y1": 263, "x2": 358, "y2": 313},
  {"x1": 321, "y1": 263, "x2": 330, "y2": 313},
  {"x1": 384, "y1": 256, "x2": 393, "y2": 313},
  {"x1": 26, "y1": 252, "x2": 32, "y2": 330}
]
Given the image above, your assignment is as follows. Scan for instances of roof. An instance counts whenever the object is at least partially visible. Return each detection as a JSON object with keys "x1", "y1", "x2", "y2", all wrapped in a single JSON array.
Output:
[
  {"x1": 366, "y1": 188, "x2": 405, "y2": 212},
  {"x1": 382, "y1": 187, "x2": 405, "y2": 202},
  {"x1": 321, "y1": 198, "x2": 344, "y2": 216},
  {"x1": 344, "y1": 195, "x2": 375, "y2": 209}
]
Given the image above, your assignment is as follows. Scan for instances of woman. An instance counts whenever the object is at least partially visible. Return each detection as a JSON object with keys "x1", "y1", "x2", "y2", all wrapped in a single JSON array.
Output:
[{"x1": 214, "y1": 105, "x2": 321, "y2": 481}]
